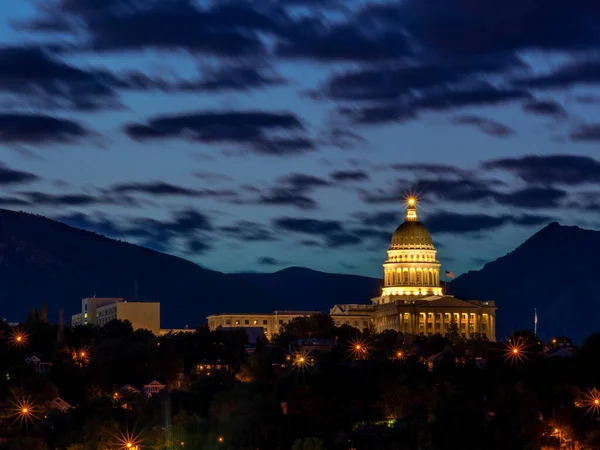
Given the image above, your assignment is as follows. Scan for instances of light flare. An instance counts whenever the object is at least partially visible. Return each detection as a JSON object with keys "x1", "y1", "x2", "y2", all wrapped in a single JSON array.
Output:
[
  {"x1": 348, "y1": 337, "x2": 369, "y2": 360},
  {"x1": 9, "y1": 328, "x2": 29, "y2": 349},
  {"x1": 581, "y1": 388, "x2": 600, "y2": 416},
  {"x1": 9, "y1": 397, "x2": 39, "y2": 425},
  {"x1": 502, "y1": 336, "x2": 532, "y2": 366}
]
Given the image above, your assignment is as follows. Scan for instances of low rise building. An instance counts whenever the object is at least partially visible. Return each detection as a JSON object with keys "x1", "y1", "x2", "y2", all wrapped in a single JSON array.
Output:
[
  {"x1": 207, "y1": 310, "x2": 320, "y2": 338},
  {"x1": 71, "y1": 297, "x2": 160, "y2": 335}
]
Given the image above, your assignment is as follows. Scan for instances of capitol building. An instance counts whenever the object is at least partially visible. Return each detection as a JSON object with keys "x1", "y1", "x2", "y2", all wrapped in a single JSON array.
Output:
[{"x1": 209, "y1": 198, "x2": 497, "y2": 340}]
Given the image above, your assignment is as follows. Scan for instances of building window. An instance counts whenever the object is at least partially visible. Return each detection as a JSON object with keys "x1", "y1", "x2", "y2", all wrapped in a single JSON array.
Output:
[
  {"x1": 416, "y1": 271, "x2": 422, "y2": 284},
  {"x1": 278, "y1": 320, "x2": 283, "y2": 325},
  {"x1": 253, "y1": 320, "x2": 258, "y2": 325},
  {"x1": 403, "y1": 271, "x2": 409, "y2": 284},
  {"x1": 226, "y1": 319, "x2": 231, "y2": 325},
  {"x1": 235, "y1": 320, "x2": 240, "y2": 325},
  {"x1": 263, "y1": 320, "x2": 268, "y2": 325},
  {"x1": 244, "y1": 320, "x2": 249, "y2": 325}
]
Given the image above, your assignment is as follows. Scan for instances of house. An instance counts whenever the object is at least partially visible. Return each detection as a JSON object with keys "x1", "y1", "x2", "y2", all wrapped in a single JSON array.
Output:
[
  {"x1": 25, "y1": 356, "x2": 52, "y2": 374},
  {"x1": 49, "y1": 397, "x2": 73, "y2": 413},
  {"x1": 143, "y1": 380, "x2": 166, "y2": 396}
]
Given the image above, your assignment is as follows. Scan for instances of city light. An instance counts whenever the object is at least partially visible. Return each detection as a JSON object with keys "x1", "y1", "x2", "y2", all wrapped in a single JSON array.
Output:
[
  {"x1": 9, "y1": 397, "x2": 39, "y2": 425},
  {"x1": 115, "y1": 427, "x2": 143, "y2": 450},
  {"x1": 348, "y1": 337, "x2": 369, "y2": 360},
  {"x1": 292, "y1": 350, "x2": 314, "y2": 373},
  {"x1": 581, "y1": 388, "x2": 600, "y2": 416},
  {"x1": 9, "y1": 328, "x2": 29, "y2": 349},
  {"x1": 72, "y1": 345, "x2": 91, "y2": 367},
  {"x1": 503, "y1": 337, "x2": 531, "y2": 366}
]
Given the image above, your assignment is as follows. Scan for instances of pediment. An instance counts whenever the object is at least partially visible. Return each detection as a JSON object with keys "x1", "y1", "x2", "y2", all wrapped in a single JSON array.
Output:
[{"x1": 417, "y1": 296, "x2": 483, "y2": 309}]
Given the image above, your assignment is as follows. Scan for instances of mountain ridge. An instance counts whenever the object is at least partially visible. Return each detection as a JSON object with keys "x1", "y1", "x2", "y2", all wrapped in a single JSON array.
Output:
[{"x1": 1, "y1": 209, "x2": 599, "y2": 341}]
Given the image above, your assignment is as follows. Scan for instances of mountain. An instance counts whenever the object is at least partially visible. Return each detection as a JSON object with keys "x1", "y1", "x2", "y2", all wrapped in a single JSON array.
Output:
[
  {"x1": 2, "y1": 209, "x2": 599, "y2": 342},
  {"x1": 451, "y1": 222, "x2": 600, "y2": 342},
  {"x1": 234, "y1": 267, "x2": 381, "y2": 312},
  {"x1": 0, "y1": 209, "x2": 277, "y2": 328}
]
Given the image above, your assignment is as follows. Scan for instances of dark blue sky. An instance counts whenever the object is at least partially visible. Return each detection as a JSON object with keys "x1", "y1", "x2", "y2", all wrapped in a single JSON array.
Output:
[{"x1": 0, "y1": 0, "x2": 599, "y2": 278}]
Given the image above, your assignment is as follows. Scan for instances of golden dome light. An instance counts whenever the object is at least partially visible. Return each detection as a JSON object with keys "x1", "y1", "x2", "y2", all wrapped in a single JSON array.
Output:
[{"x1": 407, "y1": 197, "x2": 416, "y2": 206}]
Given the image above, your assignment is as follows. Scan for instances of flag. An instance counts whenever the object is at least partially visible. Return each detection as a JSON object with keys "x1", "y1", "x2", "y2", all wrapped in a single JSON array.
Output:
[{"x1": 445, "y1": 270, "x2": 455, "y2": 279}]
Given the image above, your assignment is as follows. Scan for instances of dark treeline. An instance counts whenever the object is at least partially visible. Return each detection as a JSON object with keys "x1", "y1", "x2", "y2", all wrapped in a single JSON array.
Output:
[{"x1": 1, "y1": 311, "x2": 600, "y2": 449}]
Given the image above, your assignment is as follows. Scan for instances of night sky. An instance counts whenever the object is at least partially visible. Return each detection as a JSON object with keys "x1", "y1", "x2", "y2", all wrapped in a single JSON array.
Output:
[{"x1": 0, "y1": 0, "x2": 599, "y2": 278}]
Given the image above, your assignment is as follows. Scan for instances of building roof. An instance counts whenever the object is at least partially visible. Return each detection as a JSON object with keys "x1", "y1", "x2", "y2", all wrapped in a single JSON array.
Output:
[
  {"x1": 414, "y1": 296, "x2": 493, "y2": 309},
  {"x1": 389, "y1": 200, "x2": 435, "y2": 250}
]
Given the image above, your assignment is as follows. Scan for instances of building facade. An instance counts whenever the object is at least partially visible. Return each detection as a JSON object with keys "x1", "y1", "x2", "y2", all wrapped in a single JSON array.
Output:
[
  {"x1": 332, "y1": 198, "x2": 496, "y2": 340},
  {"x1": 71, "y1": 297, "x2": 161, "y2": 335},
  {"x1": 207, "y1": 199, "x2": 497, "y2": 341},
  {"x1": 207, "y1": 310, "x2": 320, "y2": 338}
]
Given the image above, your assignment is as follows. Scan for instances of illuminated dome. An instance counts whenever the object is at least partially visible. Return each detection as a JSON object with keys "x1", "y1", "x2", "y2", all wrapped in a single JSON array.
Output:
[
  {"x1": 389, "y1": 200, "x2": 434, "y2": 250},
  {"x1": 379, "y1": 197, "x2": 443, "y2": 299}
]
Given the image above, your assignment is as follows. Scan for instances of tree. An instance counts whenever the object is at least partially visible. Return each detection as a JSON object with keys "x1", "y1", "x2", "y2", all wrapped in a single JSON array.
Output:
[{"x1": 444, "y1": 320, "x2": 462, "y2": 345}]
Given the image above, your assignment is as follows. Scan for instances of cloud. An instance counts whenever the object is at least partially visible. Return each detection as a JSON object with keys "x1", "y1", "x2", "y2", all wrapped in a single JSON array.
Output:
[
  {"x1": 390, "y1": 163, "x2": 467, "y2": 176},
  {"x1": 452, "y1": 115, "x2": 515, "y2": 137},
  {"x1": 257, "y1": 188, "x2": 318, "y2": 209},
  {"x1": 494, "y1": 187, "x2": 567, "y2": 209},
  {"x1": 272, "y1": 216, "x2": 389, "y2": 248},
  {"x1": 570, "y1": 124, "x2": 600, "y2": 142},
  {"x1": 339, "y1": 84, "x2": 530, "y2": 125},
  {"x1": 0, "y1": 164, "x2": 39, "y2": 185},
  {"x1": 320, "y1": 56, "x2": 522, "y2": 102},
  {"x1": 242, "y1": 172, "x2": 333, "y2": 210},
  {"x1": 124, "y1": 110, "x2": 314, "y2": 156},
  {"x1": 0, "y1": 113, "x2": 90, "y2": 145},
  {"x1": 20, "y1": 191, "x2": 138, "y2": 207},
  {"x1": 257, "y1": 256, "x2": 285, "y2": 266},
  {"x1": 353, "y1": 210, "x2": 401, "y2": 228},
  {"x1": 276, "y1": 19, "x2": 412, "y2": 62},
  {"x1": 483, "y1": 155, "x2": 600, "y2": 185},
  {"x1": 273, "y1": 217, "x2": 353, "y2": 247},
  {"x1": 522, "y1": 99, "x2": 567, "y2": 117},
  {"x1": 24, "y1": 0, "x2": 281, "y2": 57},
  {"x1": 330, "y1": 170, "x2": 369, "y2": 182},
  {"x1": 425, "y1": 211, "x2": 554, "y2": 234},
  {"x1": 185, "y1": 64, "x2": 285, "y2": 92},
  {"x1": 277, "y1": 173, "x2": 332, "y2": 190},
  {"x1": 359, "y1": 173, "x2": 566, "y2": 209},
  {"x1": 107, "y1": 181, "x2": 238, "y2": 199},
  {"x1": 398, "y1": 0, "x2": 600, "y2": 56},
  {"x1": 514, "y1": 59, "x2": 600, "y2": 89},
  {"x1": 58, "y1": 209, "x2": 214, "y2": 253},
  {"x1": 122, "y1": 64, "x2": 286, "y2": 93},
  {"x1": 0, "y1": 46, "x2": 124, "y2": 110},
  {"x1": 221, "y1": 221, "x2": 277, "y2": 241}
]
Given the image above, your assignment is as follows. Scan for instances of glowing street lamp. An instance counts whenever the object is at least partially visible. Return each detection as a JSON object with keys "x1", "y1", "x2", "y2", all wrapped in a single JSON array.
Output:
[
  {"x1": 9, "y1": 328, "x2": 28, "y2": 349},
  {"x1": 115, "y1": 427, "x2": 143, "y2": 450},
  {"x1": 502, "y1": 337, "x2": 531, "y2": 366},
  {"x1": 9, "y1": 397, "x2": 39, "y2": 426},
  {"x1": 348, "y1": 337, "x2": 368, "y2": 360},
  {"x1": 581, "y1": 388, "x2": 600, "y2": 417}
]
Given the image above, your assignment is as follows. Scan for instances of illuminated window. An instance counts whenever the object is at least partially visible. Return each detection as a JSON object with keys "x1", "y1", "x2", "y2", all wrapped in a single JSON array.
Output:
[
  {"x1": 416, "y1": 271, "x2": 422, "y2": 284},
  {"x1": 253, "y1": 320, "x2": 258, "y2": 325},
  {"x1": 403, "y1": 272, "x2": 409, "y2": 284},
  {"x1": 235, "y1": 320, "x2": 240, "y2": 325}
]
